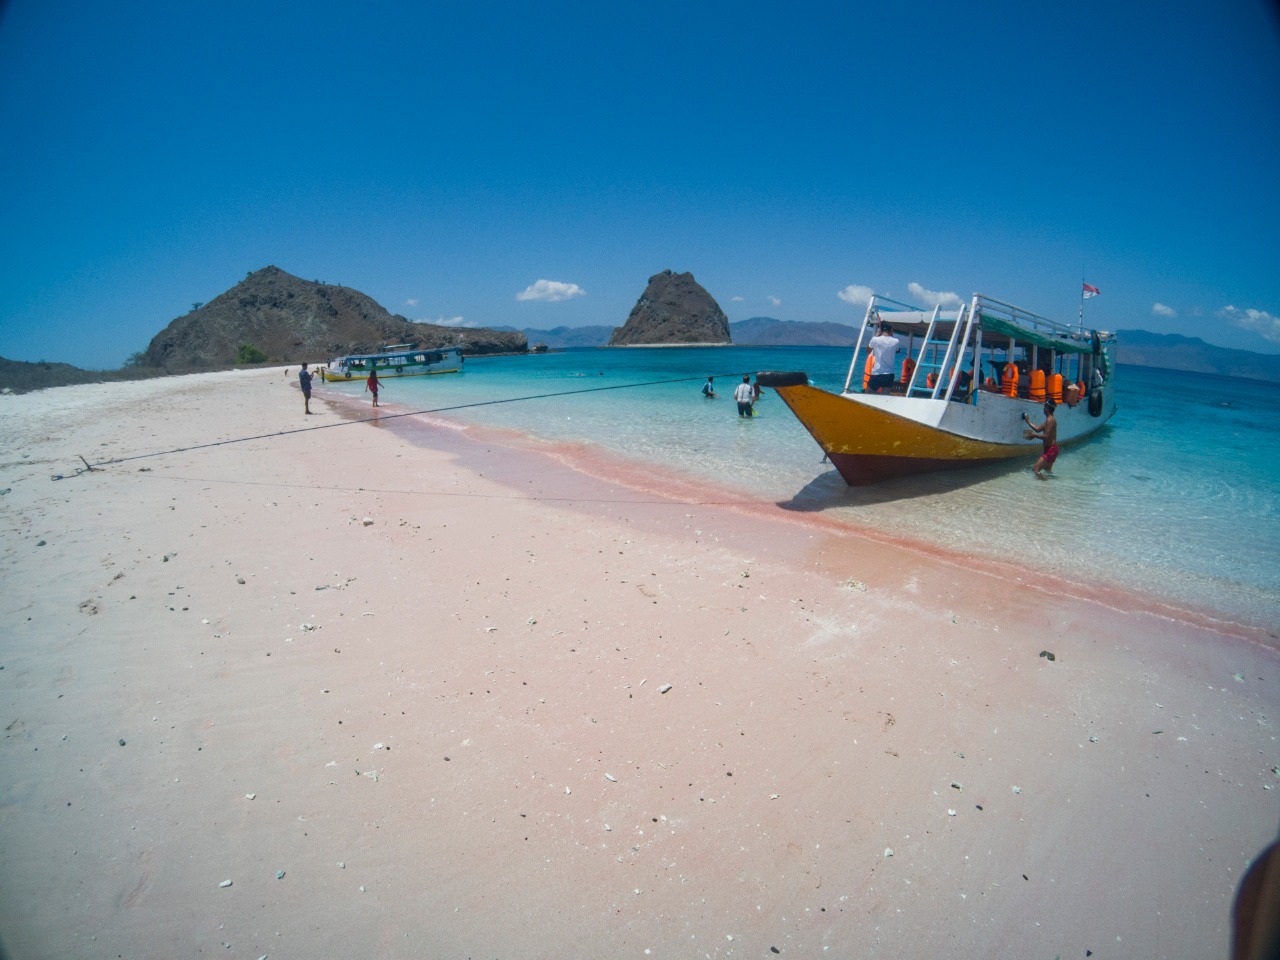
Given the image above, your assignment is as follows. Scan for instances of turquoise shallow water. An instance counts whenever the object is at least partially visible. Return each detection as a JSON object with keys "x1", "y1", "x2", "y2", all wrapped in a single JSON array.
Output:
[{"x1": 323, "y1": 346, "x2": 1280, "y2": 630}]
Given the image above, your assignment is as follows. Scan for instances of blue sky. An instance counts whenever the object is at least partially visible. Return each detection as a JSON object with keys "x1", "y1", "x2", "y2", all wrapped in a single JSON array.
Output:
[{"x1": 1, "y1": 0, "x2": 1278, "y2": 368}]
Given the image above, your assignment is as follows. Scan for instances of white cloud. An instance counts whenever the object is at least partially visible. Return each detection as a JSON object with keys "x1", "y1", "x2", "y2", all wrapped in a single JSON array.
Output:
[
  {"x1": 1220, "y1": 305, "x2": 1280, "y2": 344},
  {"x1": 415, "y1": 315, "x2": 472, "y2": 327},
  {"x1": 907, "y1": 282, "x2": 964, "y2": 309},
  {"x1": 405, "y1": 298, "x2": 420, "y2": 307},
  {"x1": 516, "y1": 279, "x2": 585, "y2": 302},
  {"x1": 730, "y1": 295, "x2": 745, "y2": 302},
  {"x1": 1151, "y1": 302, "x2": 1175, "y2": 317},
  {"x1": 768, "y1": 296, "x2": 782, "y2": 307},
  {"x1": 837, "y1": 284, "x2": 875, "y2": 305}
]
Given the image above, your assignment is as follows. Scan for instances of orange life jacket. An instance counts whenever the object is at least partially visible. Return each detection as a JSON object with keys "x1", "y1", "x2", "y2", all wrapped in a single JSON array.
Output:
[
  {"x1": 901, "y1": 358, "x2": 915, "y2": 381},
  {"x1": 1048, "y1": 373, "x2": 1063, "y2": 402},
  {"x1": 863, "y1": 353, "x2": 874, "y2": 391},
  {"x1": 1029, "y1": 369, "x2": 1046, "y2": 402},
  {"x1": 1001, "y1": 363, "x2": 1019, "y2": 398}
]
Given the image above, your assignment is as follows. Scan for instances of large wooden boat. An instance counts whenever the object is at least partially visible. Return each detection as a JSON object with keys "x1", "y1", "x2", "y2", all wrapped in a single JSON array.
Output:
[
  {"x1": 320, "y1": 344, "x2": 463, "y2": 382},
  {"x1": 758, "y1": 293, "x2": 1117, "y2": 485}
]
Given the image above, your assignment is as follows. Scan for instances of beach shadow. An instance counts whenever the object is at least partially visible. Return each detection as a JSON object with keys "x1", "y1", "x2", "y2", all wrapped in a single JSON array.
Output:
[{"x1": 777, "y1": 459, "x2": 1020, "y2": 511}]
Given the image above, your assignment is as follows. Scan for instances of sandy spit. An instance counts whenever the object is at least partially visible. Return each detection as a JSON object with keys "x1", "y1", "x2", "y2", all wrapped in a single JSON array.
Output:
[{"x1": 0, "y1": 367, "x2": 1276, "y2": 960}]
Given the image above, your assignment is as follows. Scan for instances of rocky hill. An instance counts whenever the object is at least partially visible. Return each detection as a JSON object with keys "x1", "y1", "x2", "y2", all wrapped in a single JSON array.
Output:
[
  {"x1": 0, "y1": 357, "x2": 165, "y2": 393},
  {"x1": 609, "y1": 270, "x2": 730, "y2": 346},
  {"x1": 143, "y1": 266, "x2": 526, "y2": 370}
]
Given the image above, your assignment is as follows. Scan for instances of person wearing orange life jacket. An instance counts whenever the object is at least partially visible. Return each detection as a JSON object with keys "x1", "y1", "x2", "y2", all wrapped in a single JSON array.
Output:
[{"x1": 901, "y1": 357, "x2": 915, "y2": 382}]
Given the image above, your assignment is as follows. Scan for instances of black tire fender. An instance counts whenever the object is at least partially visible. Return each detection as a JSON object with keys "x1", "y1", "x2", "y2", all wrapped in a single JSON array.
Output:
[{"x1": 1088, "y1": 387, "x2": 1104, "y2": 417}]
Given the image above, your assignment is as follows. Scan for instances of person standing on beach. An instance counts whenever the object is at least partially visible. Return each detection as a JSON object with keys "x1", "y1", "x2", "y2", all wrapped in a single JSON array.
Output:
[
  {"x1": 1023, "y1": 400, "x2": 1058, "y2": 479},
  {"x1": 298, "y1": 363, "x2": 313, "y2": 415},
  {"x1": 733, "y1": 375, "x2": 755, "y2": 418},
  {"x1": 365, "y1": 368, "x2": 383, "y2": 407},
  {"x1": 702, "y1": 377, "x2": 717, "y2": 398},
  {"x1": 866, "y1": 323, "x2": 899, "y2": 394}
]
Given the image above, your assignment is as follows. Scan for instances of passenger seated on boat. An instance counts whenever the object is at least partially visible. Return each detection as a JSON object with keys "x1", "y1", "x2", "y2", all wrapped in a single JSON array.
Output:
[{"x1": 952, "y1": 366, "x2": 974, "y2": 402}]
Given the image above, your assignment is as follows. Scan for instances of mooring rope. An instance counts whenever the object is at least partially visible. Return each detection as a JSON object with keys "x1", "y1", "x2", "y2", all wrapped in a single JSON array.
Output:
[{"x1": 54, "y1": 371, "x2": 753, "y2": 479}]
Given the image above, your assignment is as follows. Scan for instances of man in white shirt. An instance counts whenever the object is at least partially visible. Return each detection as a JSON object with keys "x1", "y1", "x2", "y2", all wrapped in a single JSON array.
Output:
[
  {"x1": 733, "y1": 375, "x2": 756, "y2": 418},
  {"x1": 867, "y1": 323, "x2": 899, "y2": 394}
]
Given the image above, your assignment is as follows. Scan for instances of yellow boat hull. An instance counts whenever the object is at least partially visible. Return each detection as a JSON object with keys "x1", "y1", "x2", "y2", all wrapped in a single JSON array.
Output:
[{"x1": 772, "y1": 383, "x2": 1106, "y2": 485}]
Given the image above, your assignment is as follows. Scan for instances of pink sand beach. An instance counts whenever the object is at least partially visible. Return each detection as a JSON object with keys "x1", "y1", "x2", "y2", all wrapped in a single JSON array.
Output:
[{"x1": 1, "y1": 368, "x2": 1276, "y2": 959}]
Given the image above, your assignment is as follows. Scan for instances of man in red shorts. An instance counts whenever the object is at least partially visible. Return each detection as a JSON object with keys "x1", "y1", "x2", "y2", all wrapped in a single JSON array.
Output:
[{"x1": 1023, "y1": 400, "x2": 1059, "y2": 479}]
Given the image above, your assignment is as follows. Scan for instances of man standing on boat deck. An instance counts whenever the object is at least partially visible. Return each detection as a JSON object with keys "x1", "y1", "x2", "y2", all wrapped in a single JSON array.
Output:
[
  {"x1": 866, "y1": 322, "x2": 899, "y2": 394},
  {"x1": 298, "y1": 363, "x2": 313, "y2": 415},
  {"x1": 1023, "y1": 400, "x2": 1059, "y2": 479},
  {"x1": 733, "y1": 375, "x2": 755, "y2": 418}
]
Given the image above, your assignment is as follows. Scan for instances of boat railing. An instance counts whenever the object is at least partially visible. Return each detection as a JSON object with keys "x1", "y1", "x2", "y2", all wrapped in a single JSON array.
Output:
[{"x1": 973, "y1": 293, "x2": 1085, "y2": 343}]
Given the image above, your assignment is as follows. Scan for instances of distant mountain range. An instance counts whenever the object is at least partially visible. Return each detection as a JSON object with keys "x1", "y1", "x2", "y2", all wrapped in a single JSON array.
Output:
[{"x1": 1113, "y1": 329, "x2": 1280, "y2": 382}]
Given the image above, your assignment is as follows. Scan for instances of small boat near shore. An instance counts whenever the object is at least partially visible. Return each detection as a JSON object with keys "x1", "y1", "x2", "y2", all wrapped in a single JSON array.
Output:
[
  {"x1": 758, "y1": 292, "x2": 1116, "y2": 485},
  {"x1": 320, "y1": 344, "x2": 463, "y2": 382}
]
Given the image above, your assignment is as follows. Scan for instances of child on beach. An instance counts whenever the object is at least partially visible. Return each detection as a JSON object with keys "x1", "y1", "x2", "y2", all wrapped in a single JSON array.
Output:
[{"x1": 366, "y1": 369, "x2": 382, "y2": 407}]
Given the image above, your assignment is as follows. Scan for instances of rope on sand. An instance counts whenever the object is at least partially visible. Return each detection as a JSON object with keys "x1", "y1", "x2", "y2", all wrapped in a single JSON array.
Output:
[{"x1": 53, "y1": 371, "x2": 753, "y2": 480}]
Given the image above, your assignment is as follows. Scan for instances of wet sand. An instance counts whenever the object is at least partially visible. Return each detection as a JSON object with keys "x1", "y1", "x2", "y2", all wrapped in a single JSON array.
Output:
[{"x1": 0, "y1": 367, "x2": 1276, "y2": 959}]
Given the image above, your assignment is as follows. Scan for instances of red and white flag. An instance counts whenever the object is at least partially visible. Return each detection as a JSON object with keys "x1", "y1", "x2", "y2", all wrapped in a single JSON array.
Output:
[{"x1": 1082, "y1": 283, "x2": 1100, "y2": 299}]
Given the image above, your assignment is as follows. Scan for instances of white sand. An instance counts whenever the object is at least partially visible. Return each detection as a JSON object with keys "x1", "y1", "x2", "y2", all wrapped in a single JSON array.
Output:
[{"x1": 0, "y1": 368, "x2": 1276, "y2": 959}]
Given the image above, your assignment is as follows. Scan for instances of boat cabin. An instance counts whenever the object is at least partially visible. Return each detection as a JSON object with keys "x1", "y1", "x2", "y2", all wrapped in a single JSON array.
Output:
[{"x1": 846, "y1": 293, "x2": 1115, "y2": 408}]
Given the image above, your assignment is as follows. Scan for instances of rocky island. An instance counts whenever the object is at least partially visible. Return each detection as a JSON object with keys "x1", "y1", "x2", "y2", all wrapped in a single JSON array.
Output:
[{"x1": 608, "y1": 269, "x2": 731, "y2": 346}]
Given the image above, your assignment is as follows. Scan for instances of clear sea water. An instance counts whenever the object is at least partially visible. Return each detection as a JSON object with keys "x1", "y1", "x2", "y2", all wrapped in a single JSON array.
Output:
[{"x1": 323, "y1": 347, "x2": 1280, "y2": 632}]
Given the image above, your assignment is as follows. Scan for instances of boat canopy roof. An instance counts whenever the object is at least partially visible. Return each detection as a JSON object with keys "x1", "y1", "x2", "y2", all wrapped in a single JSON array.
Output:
[
  {"x1": 869, "y1": 295, "x2": 1112, "y2": 356},
  {"x1": 977, "y1": 313, "x2": 1094, "y2": 354}
]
